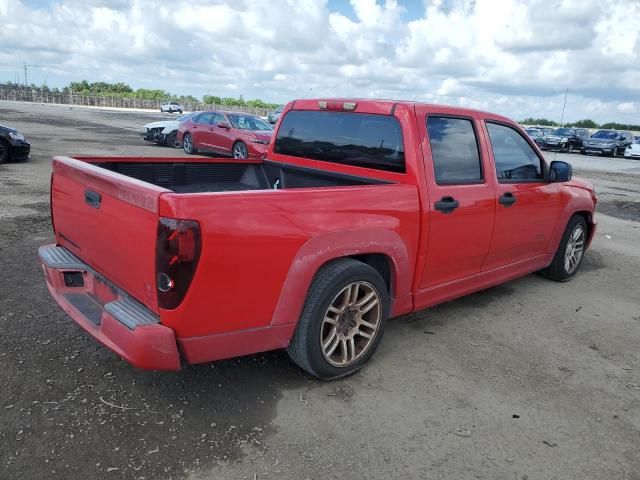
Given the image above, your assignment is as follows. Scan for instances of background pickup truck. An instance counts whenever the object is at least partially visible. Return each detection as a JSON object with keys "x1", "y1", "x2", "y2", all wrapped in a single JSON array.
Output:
[{"x1": 40, "y1": 99, "x2": 597, "y2": 379}]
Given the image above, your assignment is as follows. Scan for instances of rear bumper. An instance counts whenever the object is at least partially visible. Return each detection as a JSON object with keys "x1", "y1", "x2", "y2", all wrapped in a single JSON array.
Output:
[{"x1": 38, "y1": 244, "x2": 181, "y2": 371}]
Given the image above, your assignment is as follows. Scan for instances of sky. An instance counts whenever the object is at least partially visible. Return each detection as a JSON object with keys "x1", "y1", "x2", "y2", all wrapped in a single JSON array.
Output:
[{"x1": 0, "y1": 0, "x2": 639, "y2": 124}]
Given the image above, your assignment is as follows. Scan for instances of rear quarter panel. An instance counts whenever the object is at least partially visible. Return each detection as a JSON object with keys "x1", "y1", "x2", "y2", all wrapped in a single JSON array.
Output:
[{"x1": 158, "y1": 184, "x2": 421, "y2": 339}]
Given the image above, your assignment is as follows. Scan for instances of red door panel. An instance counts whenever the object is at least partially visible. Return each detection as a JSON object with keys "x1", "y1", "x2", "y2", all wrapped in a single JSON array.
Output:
[
  {"x1": 414, "y1": 108, "x2": 496, "y2": 291},
  {"x1": 481, "y1": 121, "x2": 561, "y2": 270}
]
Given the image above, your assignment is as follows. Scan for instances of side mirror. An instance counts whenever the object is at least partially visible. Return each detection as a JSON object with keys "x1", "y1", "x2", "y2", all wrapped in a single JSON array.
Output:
[
  {"x1": 549, "y1": 160, "x2": 572, "y2": 182},
  {"x1": 217, "y1": 122, "x2": 229, "y2": 129}
]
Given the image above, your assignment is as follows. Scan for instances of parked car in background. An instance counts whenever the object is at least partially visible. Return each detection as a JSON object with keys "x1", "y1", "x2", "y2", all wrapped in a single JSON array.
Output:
[
  {"x1": 524, "y1": 128, "x2": 545, "y2": 147},
  {"x1": 142, "y1": 112, "x2": 198, "y2": 147},
  {"x1": 624, "y1": 138, "x2": 640, "y2": 159},
  {"x1": 542, "y1": 128, "x2": 590, "y2": 153},
  {"x1": 160, "y1": 102, "x2": 184, "y2": 114},
  {"x1": 581, "y1": 130, "x2": 634, "y2": 157},
  {"x1": 267, "y1": 106, "x2": 283, "y2": 124},
  {"x1": 178, "y1": 111, "x2": 273, "y2": 159},
  {"x1": 40, "y1": 99, "x2": 596, "y2": 379},
  {"x1": 0, "y1": 124, "x2": 30, "y2": 164}
]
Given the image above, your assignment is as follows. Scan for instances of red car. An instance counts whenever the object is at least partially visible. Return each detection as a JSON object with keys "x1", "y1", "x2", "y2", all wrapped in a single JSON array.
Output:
[
  {"x1": 177, "y1": 111, "x2": 272, "y2": 159},
  {"x1": 40, "y1": 99, "x2": 596, "y2": 379}
]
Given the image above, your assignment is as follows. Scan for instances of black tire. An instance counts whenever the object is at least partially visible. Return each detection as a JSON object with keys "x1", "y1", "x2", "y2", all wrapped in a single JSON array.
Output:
[
  {"x1": 165, "y1": 131, "x2": 177, "y2": 147},
  {"x1": 538, "y1": 215, "x2": 587, "y2": 282},
  {"x1": 610, "y1": 148, "x2": 616, "y2": 158},
  {"x1": 287, "y1": 259, "x2": 390, "y2": 380},
  {"x1": 232, "y1": 141, "x2": 248, "y2": 159},
  {"x1": 0, "y1": 139, "x2": 8, "y2": 165},
  {"x1": 567, "y1": 143, "x2": 574, "y2": 153},
  {"x1": 178, "y1": 110, "x2": 183, "y2": 114},
  {"x1": 182, "y1": 133, "x2": 196, "y2": 154}
]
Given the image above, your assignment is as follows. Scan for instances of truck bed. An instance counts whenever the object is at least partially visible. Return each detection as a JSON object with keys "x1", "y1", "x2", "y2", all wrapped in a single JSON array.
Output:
[{"x1": 96, "y1": 159, "x2": 388, "y2": 193}]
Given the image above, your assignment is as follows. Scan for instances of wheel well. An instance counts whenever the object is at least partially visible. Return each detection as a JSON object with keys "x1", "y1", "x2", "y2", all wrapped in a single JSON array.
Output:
[
  {"x1": 574, "y1": 211, "x2": 593, "y2": 239},
  {"x1": 349, "y1": 253, "x2": 393, "y2": 295},
  {"x1": 0, "y1": 138, "x2": 9, "y2": 161}
]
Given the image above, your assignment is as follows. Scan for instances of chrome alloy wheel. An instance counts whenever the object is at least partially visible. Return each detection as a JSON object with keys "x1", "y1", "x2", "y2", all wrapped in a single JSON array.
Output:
[
  {"x1": 233, "y1": 142, "x2": 248, "y2": 159},
  {"x1": 564, "y1": 224, "x2": 585, "y2": 274},
  {"x1": 320, "y1": 281, "x2": 381, "y2": 368},
  {"x1": 183, "y1": 134, "x2": 193, "y2": 153}
]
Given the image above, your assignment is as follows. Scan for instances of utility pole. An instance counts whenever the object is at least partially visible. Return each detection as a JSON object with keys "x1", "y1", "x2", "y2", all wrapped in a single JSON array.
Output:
[
  {"x1": 23, "y1": 62, "x2": 46, "y2": 88},
  {"x1": 560, "y1": 88, "x2": 568, "y2": 127}
]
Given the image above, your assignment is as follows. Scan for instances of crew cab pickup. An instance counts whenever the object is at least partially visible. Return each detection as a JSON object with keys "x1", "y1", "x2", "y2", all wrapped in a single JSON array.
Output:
[{"x1": 39, "y1": 99, "x2": 597, "y2": 379}]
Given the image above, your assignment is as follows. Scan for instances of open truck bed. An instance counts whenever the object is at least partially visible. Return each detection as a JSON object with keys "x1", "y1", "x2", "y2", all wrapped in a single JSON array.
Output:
[{"x1": 94, "y1": 157, "x2": 387, "y2": 193}]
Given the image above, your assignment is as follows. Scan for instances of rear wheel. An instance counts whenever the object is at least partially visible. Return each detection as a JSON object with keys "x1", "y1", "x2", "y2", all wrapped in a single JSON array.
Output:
[
  {"x1": 232, "y1": 141, "x2": 248, "y2": 159},
  {"x1": 539, "y1": 215, "x2": 587, "y2": 282},
  {"x1": 0, "y1": 140, "x2": 8, "y2": 164},
  {"x1": 183, "y1": 133, "x2": 196, "y2": 154},
  {"x1": 287, "y1": 259, "x2": 390, "y2": 380}
]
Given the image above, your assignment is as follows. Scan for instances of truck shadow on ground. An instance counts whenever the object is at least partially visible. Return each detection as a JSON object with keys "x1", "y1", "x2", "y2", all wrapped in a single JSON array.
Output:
[{"x1": 0, "y1": 222, "x2": 312, "y2": 480}]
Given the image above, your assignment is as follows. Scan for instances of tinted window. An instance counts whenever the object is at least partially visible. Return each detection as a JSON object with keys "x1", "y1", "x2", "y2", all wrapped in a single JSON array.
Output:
[
  {"x1": 211, "y1": 113, "x2": 227, "y2": 125},
  {"x1": 487, "y1": 123, "x2": 544, "y2": 181},
  {"x1": 196, "y1": 112, "x2": 215, "y2": 124},
  {"x1": 426, "y1": 117, "x2": 482, "y2": 184},
  {"x1": 554, "y1": 128, "x2": 575, "y2": 136},
  {"x1": 274, "y1": 111, "x2": 405, "y2": 173},
  {"x1": 592, "y1": 130, "x2": 619, "y2": 139}
]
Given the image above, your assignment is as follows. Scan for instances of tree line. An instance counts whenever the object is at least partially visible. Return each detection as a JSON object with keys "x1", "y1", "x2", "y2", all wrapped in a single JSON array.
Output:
[
  {"x1": 520, "y1": 117, "x2": 640, "y2": 131},
  {"x1": 1, "y1": 80, "x2": 279, "y2": 109}
]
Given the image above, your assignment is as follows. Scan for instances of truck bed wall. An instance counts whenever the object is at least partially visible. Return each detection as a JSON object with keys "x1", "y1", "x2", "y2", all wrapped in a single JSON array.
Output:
[{"x1": 96, "y1": 160, "x2": 387, "y2": 193}]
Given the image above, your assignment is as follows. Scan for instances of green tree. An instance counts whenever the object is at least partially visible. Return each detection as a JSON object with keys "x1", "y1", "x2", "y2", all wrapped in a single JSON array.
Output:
[
  {"x1": 565, "y1": 119, "x2": 598, "y2": 128},
  {"x1": 520, "y1": 117, "x2": 559, "y2": 126}
]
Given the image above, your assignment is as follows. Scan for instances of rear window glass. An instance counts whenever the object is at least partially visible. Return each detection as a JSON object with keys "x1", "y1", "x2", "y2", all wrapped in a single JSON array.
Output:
[
  {"x1": 427, "y1": 116, "x2": 482, "y2": 184},
  {"x1": 274, "y1": 110, "x2": 405, "y2": 173}
]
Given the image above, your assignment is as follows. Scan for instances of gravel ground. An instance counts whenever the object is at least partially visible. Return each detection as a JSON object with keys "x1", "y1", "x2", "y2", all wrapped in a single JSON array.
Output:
[{"x1": 1, "y1": 101, "x2": 639, "y2": 480}]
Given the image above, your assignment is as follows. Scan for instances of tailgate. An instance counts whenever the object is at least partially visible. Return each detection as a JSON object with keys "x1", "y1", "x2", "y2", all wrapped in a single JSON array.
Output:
[{"x1": 51, "y1": 156, "x2": 171, "y2": 314}]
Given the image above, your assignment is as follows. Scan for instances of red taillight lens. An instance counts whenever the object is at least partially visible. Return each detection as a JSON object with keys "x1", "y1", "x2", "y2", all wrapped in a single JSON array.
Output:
[{"x1": 156, "y1": 217, "x2": 201, "y2": 310}]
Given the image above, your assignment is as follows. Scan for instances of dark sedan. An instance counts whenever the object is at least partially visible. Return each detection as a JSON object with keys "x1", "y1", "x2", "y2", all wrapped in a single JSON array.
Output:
[{"x1": 0, "y1": 124, "x2": 30, "y2": 164}]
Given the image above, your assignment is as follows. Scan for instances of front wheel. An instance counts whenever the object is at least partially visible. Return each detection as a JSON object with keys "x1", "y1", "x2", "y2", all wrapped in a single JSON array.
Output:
[
  {"x1": 165, "y1": 131, "x2": 177, "y2": 147},
  {"x1": 287, "y1": 259, "x2": 390, "y2": 380},
  {"x1": 567, "y1": 143, "x2": 574, "y2": 153},
  {"x1": 182, "y1": 133, "x2": 196, "y2": 154},
  {"x1": 232, "y1": 141, "x2": 248, "y2": 159},
  {"x1": 539, "y1": 215, "x2": 587, "y2": 282}
]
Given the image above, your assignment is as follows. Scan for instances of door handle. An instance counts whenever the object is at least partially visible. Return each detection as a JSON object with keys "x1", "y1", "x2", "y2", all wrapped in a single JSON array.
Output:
[
  {"x1": 434, "y1": 196, "x2": 459, "y2": 214},
  {"x1": 499, "y1": 192, "x2": 517, "y2": 207}
]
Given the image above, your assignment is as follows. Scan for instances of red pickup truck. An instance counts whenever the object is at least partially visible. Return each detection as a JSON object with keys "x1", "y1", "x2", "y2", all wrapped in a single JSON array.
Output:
[{"x1": 39, "y1": 99, "x2": 597, "y2": 379}]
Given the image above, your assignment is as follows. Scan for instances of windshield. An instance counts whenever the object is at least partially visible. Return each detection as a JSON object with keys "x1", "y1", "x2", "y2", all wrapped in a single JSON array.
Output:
[
  {"x1": 227, "y1": 114, "x2": 273, "y2": 131},
  {"x1": 554, "y1": 128, "x2": 574, "y2": 136},
  {"x1": 525, "y1": 129, "x2": 541, "y2": 136},
  {"x1": 591, "y1": 130, "x2": 619, "y2": 140}
]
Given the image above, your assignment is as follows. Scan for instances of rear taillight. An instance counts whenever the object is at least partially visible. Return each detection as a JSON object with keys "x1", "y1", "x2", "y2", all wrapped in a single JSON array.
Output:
[{"x1": 156, "y1": 217, "x2": 201, "y2": 310}]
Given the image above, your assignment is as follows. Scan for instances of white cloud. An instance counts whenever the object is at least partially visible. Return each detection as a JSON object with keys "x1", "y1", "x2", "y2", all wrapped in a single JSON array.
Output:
[{"x1": 0, "y1": 0, "x2": 638, "y2": 123}]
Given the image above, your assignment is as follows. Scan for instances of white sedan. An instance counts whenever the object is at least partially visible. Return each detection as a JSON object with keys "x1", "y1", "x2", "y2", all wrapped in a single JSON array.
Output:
[
  {"x1": 624, "y1": 139, "x2": 640, "y2": 159},
  {"x1": 141, "y1": 112, "x2": 197, "y2": 146}
]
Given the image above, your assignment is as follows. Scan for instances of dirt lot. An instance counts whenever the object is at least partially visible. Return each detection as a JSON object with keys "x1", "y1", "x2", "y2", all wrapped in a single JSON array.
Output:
[{"x1": 1, "y1": 101, "x2": 639, "y2": 480}]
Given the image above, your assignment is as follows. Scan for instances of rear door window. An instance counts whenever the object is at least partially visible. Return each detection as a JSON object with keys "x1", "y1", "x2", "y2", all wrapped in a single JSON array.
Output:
[
  {"x1": 426, "y1": 116, "x2": 483, "y2": 184},
  {"x1": 486, "y1": 122, "x2": 544, "y2": 181},
  {"x1": 274, "y1": 110, "x2": 405, "y2": 173}
]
